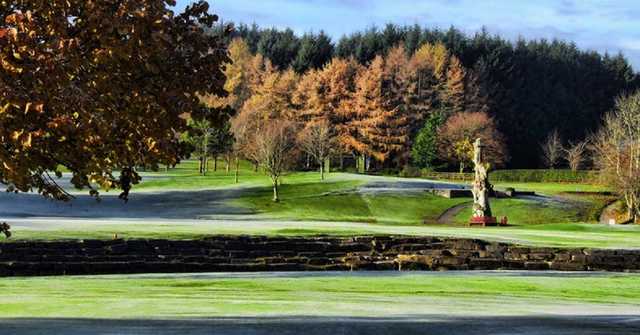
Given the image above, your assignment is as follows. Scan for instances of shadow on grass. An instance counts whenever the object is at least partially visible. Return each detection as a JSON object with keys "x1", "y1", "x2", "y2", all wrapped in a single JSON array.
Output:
[{"x1": 1, "y1": 315, "x2": 638, "y2": 335}]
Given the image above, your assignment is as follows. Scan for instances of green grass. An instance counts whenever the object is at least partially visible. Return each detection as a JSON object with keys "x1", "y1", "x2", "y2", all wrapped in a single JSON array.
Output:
[
  {"x1": 7, "y1": 221, "x2": 640, "y2": 249},
  {"x1": 451, "y1": 198, "x2": 584, "y2": 226},
  {"x1": 493, "y1": 182, "x2": 610, "y2": 195},
  {"x1": 236, "y1": 182, "x2": 469, "y2": 225},
  {"x1": 136, "y1": 159, "x2": 272, "y2": 190},
  {"x1": 19, "y1": 161, "x2": 634, "y2": 249},
  {"x1": 0, "y1": 273, "x2": 638, "y2": 318}
]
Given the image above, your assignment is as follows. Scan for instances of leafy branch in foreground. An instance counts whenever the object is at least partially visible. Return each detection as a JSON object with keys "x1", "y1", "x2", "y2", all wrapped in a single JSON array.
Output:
[{"x1": 0, "y1": 0, "x2": 229, "y2": 201}]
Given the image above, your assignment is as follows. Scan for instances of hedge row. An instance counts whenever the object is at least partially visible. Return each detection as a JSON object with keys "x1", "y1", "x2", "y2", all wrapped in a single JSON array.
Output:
[
  {"x1": 490, "y1": 169, "x2": 599, "y2": 183},
  {"x1": 414, "y1": 169, "x2": 599, "y2": 183}
]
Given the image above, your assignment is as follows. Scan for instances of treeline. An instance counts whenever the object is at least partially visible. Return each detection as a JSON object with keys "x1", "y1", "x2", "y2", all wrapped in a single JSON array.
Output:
[
  {"x1": 213, "y1": 23, "x2": 639, "y2": 168},
  {"x1": 202, "y1": 38, "x2": 505, "y2": 178}
]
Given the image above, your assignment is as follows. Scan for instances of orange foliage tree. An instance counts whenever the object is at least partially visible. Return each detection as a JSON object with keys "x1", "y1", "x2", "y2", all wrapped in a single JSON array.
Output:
[
  {"x1": 438, "y1": 112, "x2": 507, "y2": 172},
  {"x1": 0, "y1": 1, "x2": 229, "y2": 201}
]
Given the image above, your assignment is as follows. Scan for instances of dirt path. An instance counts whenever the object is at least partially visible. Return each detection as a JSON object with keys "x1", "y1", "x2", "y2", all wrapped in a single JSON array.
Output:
[{"x1": 436, "y1": 202, "x2": 471, "y2": 224}]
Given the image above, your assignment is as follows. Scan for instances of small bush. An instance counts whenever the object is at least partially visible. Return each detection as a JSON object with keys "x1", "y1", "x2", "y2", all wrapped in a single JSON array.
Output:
[{"x1": 400, "y1": 165, "x2": 421, "y2": 178}]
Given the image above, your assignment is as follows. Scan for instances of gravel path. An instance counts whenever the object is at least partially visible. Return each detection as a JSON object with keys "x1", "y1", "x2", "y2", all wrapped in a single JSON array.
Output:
[
  {"x1": 437, "y1": 201, "x2": 472, "y2": 224},
  {"x1": 2, "y1": 315, "x2": 638, "y2": 335}
]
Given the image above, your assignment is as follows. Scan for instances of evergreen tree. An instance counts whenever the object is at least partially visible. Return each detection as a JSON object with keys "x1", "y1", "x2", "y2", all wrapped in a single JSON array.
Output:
[
  {"x1": 411, "y1": 112, "x2": 444, "y2": 169},
  {"x1": 257, "y1": 28, "x2": 300, "y2": 69},
  {"x1": 292, "y1": 31, "x2": 334, "y2": 73}
]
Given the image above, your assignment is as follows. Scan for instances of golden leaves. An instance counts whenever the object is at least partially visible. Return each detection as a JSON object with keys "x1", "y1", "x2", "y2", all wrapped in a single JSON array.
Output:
[
  {"x1": 0, "y1": 0, "x2": 229, "y2": 201},
  {"x1": 10, "y1": 130, "x2": 32, "y2": 148}
]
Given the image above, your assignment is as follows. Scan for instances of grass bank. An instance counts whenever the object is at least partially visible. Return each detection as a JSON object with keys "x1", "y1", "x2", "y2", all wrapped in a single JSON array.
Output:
[
  {"x1": 6, "y1": 221, "x2": 640, "y2": 249},
  {"x1": 0, "y1": 272, "x2": 637, "y2": 318}
]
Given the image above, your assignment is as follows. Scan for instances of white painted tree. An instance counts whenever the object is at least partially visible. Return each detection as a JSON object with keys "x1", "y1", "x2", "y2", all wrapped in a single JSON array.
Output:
[{"x1": 471, "y1": 138, "x2": 493, "y2": 222}]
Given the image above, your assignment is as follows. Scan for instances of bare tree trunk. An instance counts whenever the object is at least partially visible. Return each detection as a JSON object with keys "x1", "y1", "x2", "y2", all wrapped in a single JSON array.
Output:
[
  {"x1": 339, "y1": 153, "x2": 344, "y2": 170},
  {"x1": 320, "y1": 161, "x2": 324, "y2": 181},
  {"x1": 272, "y1": 179, "x2": 279, "y2": 202},
  {"x1": 234, "y1": 156, "x2": 240, "y2": 184},
  {"x1": 225, "y1": 153, "x2": 231, "y2": 174},
  {"x1": 203, "y1": 156, "x2": 208, "y2": 176},
  {"x1": 213, "y1": 155, "x2": 218, "y2": 172},
  {"x1": 254, "y1": 162, "x2": 259, "y2": 172}
]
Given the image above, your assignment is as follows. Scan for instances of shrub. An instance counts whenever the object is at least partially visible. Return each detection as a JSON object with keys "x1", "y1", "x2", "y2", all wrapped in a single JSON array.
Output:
[{"x1": 489, "y1": 169, "x2": 598, "y2": 183}]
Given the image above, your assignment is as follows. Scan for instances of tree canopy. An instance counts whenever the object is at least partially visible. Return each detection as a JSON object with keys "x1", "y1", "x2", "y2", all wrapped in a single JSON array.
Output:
[
  {"x1": 0, "y1": 0, "x2": 229, "y2": 200},
  {"x1": 227, "y1": 23, "x2": 638, "y2": 167}
]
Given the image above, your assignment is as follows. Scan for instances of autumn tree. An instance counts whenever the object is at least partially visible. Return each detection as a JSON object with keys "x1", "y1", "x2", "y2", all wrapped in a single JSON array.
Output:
[
  {"x1": 254, "y1": 121, "x2": 297, "y2": 202},
  {"x1": 314, "y1": 58, "x2": 362, "y2": 169},
  {"x1": 405, "y1": 43, "x2": 446, "y2": 123},
  {"x1": 443, "y1": 56, "x2": 465, "y2": 114},
  {"x1": 352, "y1": 55, "x2": 409, "y2": 167},
  {"x1": 438, "y1": 112, "x2": 507, "y2": 172},
  {"x1": 298, "y1": 120, "x2": 335, "y2": 180},
  {"x1": 382, "y1": 45, "x2": 414, "y2": 165},
  {"x1": 592, "y1": 92, "x2": 640, "y2": 223},
  {"x1": 229, "y1": 107, "x2": 258, "y2": 183},
  {"x1": 201, "y1": 38, "x2": 254, "y2": 112},
  {"x1": 242, "y1": 66, "x2": 298, "y2": 122},
  {"x1": 541, "y1": 129, "x2": 563, "y2": 169},
  {"x1": 0, "y1": 1, "x2": 228, "y2": 203},
  {"x1": 292, "y1": 69, "x2": 325, "y2": 124}
]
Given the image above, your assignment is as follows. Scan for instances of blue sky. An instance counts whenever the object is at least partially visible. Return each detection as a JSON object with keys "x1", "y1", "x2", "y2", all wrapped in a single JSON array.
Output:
[{"x1": 175, "y1": 0, "x2": 640, "y2": 69}]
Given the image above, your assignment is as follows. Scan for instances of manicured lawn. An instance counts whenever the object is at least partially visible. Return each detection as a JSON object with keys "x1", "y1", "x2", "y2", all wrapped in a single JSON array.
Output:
[
  {"x1": 493, "y1": 182, "x2": 609, "y2": 195},
  {"x1": 11, "y1": 161, "x2": 632, "y2": 249},
  {"x1": 136, "y1": 159, "x2": 307, "y2": 190},
  {"x1": 451, "y1": 198, "x2": 583, "y2": 226},
  {"x1": 0, "y1": 272, "x2": 637, "y2": 318},
  {"x1": 236, "y1": 183, "x2": 468, "y2": 225},
  {"x1": 7, "y1": 221, "x2": 640, "y2": 249}
]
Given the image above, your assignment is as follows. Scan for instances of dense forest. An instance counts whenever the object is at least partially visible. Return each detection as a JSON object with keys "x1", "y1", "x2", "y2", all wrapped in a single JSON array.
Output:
[{"x1": 209, "y1": 23, "x2": 638, "y2": 169}]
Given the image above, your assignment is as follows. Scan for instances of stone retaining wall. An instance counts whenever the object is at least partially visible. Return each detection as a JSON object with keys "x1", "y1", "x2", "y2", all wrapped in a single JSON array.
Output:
[{"x1": 0, "y1": 236, "x2": 638, "y2": 276}]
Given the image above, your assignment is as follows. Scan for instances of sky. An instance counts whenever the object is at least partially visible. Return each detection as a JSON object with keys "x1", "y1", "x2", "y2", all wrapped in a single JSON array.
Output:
[{"x1": 175, "y1": 0, "x2": 640, "y2": 69}]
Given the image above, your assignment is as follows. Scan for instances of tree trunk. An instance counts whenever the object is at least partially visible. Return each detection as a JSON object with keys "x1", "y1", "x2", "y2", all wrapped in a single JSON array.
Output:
[
  {"x1": 235, "y1": 156, "x2": 240, "y2": 184},
  {"x1": 272, "y1": 179, "x2": 279, "y2": 202},
  {"x1": 339, "y1": 153, "x2": 344, "y2": 170},
  {"x1": 320, "y1": 161, "x2": 324, "y2": 181},
  {"x1": 225, "y1": 153, "x2": 231, "y2": 174},
  {"x1": 213, "y1": 155, "x2": 218, "y2": 172},
  {"x1": 254, "y1": 162, "x2": 259, "y2": 172},
  {"x1": 203, "y1": 156, "x2": 208, "y2": 176}
]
